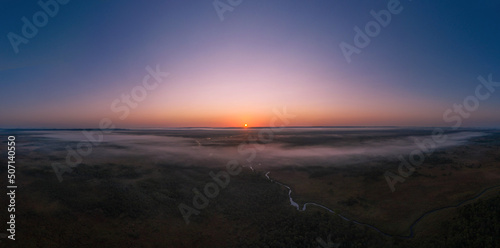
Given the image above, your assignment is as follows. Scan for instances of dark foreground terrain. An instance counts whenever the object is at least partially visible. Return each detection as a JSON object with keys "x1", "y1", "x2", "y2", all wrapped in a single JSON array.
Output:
[{"x1": 0, "y1": 128, "x2": 499, "y2": 247}]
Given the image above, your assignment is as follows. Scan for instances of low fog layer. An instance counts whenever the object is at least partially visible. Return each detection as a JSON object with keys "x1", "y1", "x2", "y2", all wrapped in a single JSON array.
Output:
[{"x1": 26, "y1": 128, "x2": 489, "y2": 169}]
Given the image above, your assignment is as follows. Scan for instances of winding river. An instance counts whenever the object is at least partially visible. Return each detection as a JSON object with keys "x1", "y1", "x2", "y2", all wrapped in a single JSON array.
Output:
[{"x1": 265, "y1": 171, "x2": 500, "y2": 238}]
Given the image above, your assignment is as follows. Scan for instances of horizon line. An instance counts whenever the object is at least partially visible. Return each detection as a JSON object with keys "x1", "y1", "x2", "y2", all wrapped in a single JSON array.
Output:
[{"x1": 1, "y1": 125, "x2": 499, "y2": 131}]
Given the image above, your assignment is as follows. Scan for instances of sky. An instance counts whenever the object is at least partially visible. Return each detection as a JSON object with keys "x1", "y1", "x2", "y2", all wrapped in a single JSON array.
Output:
[{"x1": 0, "y1": 0, "x2": 499, "y2": 128}]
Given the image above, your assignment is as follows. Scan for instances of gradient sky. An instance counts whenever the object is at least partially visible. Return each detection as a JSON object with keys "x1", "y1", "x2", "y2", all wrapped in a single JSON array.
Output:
[{"x1": 1, "y1": 0, "x2": 499, "y2": 128}]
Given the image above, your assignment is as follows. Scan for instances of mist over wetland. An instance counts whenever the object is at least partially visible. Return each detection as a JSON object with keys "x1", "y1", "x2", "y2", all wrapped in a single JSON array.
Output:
[
  {"x1": 1, "y1": 127, "x2": 500, "y2": 247},
  {"x1": 2, "y1": 1, "x2": 500, "y2": 247}
]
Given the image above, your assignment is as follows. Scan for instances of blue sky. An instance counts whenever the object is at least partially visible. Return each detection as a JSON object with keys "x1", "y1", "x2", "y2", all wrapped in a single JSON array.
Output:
[{"x1": 0, "y1": 0, "x2": 499, "y2": 128}]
